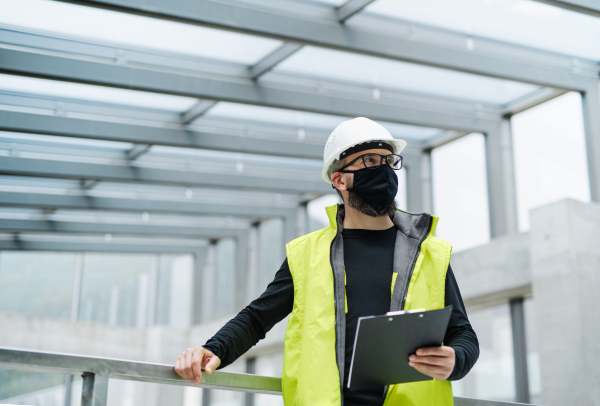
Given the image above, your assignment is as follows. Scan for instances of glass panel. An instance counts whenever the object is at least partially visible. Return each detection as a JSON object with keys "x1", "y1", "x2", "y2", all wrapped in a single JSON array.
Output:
[
  {"x1": 524, "y1": 298, "x2": 542, "y2": 404},
  {"x1": 254, "y1": 352, "x2": 285, "y2": 406},
  {"x1": 212, "y1": 361, "x2": 245, "y2": 406},
  {"x1": 155, "y1": 254, "x2": 195, "y2": 328},
  {"x1": 258, "y1": 218, "x2": 285, "y2": 292},
  {"x1": 0, "y1": 74, "x2": 199, "y2": 111},
  {"x1": 364, "y1": 0, "x2": 600, "y2": 61},
  {"x1": 431, "y1": 133, "x2": 490, "y2": 252},
  {"x1": 454, "y1": 303, "x2": 516, "y2": 401},
  {"x1": 0, "y1": 251, "x2": 76, "y2": 319},
  {"x1": 0, "y1": 370, "x2": 65, "y2": 402},
  {"x1": 274, "y1": 46, "x2": 538, "y2": 104},
  {"x1": 202, "y1": 102, "x2": 441, "y2": 141},
  {"x1": 79, "y1": 253, "x2": 155, "y2": 328},
  {"x1": 214, "y1": 238, "x2": 236, "y2": 319},
  {"x1": 0, "y1": 0, "x2": 283, "y2": 64},
  {"x1": 512, "y1": 92, "x2": 590, "y2": 231}
]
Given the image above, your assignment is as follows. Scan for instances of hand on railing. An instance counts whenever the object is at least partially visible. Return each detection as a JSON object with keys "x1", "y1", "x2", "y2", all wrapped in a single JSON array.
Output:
[{"x1": 174, "y1": 346, "x2": 222, "y2": 386}]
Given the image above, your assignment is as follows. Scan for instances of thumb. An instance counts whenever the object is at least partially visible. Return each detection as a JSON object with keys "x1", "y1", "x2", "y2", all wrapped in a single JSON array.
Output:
[{"x1": 204, "y1": 354, "x2": 221, "y2": 374}]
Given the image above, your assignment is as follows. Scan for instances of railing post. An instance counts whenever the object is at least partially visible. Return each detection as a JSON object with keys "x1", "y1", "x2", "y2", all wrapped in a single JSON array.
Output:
[
  {"x1": 245, "y1": 357, "x2": 256, "y2": 406},
  {"x1": 81, "y1": 372, "x2": 109, "y2": 406},
  {"x1": 509, "y1": 298, "x2": 530, "y2": 404}
]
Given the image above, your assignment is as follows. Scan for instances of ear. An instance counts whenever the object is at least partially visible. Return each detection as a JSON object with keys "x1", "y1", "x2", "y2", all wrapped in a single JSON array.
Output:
[{"x1": 331, "y1": 172, "x2": 349, "y2": 192}]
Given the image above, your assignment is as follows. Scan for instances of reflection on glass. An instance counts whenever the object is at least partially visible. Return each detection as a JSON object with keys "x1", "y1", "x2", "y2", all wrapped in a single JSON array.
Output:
[
  {"x1": 0, "y1": 251, "x2": 76, "y2": 319},
  {"x1": 511, "y1": 92, "x2": 590, "y2": 232},
  {"x1": 432, "y1": 133, "x2": 490, "y2": 252},
  {"x1": 258, "y1": 218, "x2": 285, "y2": 293},
  {"x1": 454, "y1": 304, "x2": 515, "y2": 401},
  {"x1": 215, "y1": 238, "x2": 236, "y2": 319}
]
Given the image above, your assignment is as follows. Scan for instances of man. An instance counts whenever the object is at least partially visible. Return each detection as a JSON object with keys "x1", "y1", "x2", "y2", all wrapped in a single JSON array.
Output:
[{"x1": 175, "y1": 117, "x2": 479, "y2": 405}]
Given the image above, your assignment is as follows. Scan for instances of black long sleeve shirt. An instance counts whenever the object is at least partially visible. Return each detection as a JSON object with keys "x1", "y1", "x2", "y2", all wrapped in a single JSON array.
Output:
[{"x1": 204, "y1": 226, "x2": 479, "y2": 406}]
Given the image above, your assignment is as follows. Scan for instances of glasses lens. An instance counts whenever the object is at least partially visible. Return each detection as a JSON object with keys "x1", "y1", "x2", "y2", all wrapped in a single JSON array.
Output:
[
  {"x1": 386, "y1": 155, "x2": 402, "y2": 169},
  {"x1": 363, "y1": 154, "x2": 381, "y2": 168}
]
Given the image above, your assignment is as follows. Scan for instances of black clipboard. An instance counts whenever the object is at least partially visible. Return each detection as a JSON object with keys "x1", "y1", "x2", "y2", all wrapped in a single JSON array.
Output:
[{"x1": 347, "y1": 305, "x2": 453, "y2": 391}]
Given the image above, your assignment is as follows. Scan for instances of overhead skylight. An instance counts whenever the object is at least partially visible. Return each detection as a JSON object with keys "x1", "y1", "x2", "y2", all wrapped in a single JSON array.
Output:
[
  {"x1": 0, "y1": 74, "x2": 198, "y2": 111},
  {"x1": 363, "y1": 0, "x2": 600, "y2": 61},
  {"x1": 202, "y1": 102, "x2": 441, "y2": 140},
  {"x1": 273, "y1": 46, "x2": 539, "y2": 104},
  {"x1": 0, "y1": 0, "x2": 283, "y2": 64}
]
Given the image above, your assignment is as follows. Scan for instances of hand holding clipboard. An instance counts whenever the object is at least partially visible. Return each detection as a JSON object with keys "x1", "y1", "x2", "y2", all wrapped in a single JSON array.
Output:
[{"x1": 347, "y1": 306, "x2": 453, "y2": 391}]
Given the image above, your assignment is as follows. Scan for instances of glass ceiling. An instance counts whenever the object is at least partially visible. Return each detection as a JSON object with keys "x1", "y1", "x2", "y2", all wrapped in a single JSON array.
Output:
[
  {"x1": 201, "y1": 102, "x2": 442, "y2": 141},
  {"x1": 272, "y1": 46, "x2": 539, "y2": 104},
  {"x1": 0, "y1": 74, "x2": 199, "y2": 112},
  {"x1": 0, "y1": 0, "x2": 283, "y2": 64},
  {"x1": 362, "y1": 0, "x2": 600, "y2": 61}
]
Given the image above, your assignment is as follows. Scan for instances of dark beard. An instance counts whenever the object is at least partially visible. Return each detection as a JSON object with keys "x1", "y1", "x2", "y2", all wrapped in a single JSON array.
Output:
[{"x1": 347, "y1": 191, "x2": 397, "y2": 218}]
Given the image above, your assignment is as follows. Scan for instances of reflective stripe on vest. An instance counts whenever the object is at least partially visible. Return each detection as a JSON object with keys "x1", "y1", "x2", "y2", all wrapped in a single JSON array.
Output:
[{"x1": 283, "y1": 204, "x2": 454, "y2": 406}]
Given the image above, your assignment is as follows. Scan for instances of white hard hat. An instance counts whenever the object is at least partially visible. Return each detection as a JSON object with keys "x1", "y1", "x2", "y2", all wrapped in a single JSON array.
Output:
[{"x1": 322, "y1": 117, "x2": 407, "y2": 184}]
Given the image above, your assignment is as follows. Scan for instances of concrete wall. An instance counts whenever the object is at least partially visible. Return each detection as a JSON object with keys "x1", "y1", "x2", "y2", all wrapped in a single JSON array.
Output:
[{"x1": 530, "y1": 199, "x2": 600, "y2": 406}]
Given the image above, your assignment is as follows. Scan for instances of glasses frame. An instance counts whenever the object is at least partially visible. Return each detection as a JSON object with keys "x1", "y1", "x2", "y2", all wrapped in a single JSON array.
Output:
[{"x1": 337, "y1": 153, "x2": 403, "y2": 172}]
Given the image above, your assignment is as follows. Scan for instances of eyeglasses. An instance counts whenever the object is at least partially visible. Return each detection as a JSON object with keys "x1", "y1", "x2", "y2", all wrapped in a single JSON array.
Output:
[{"x1": 338, "y1": 153, "x2": 403, "y2": 172}]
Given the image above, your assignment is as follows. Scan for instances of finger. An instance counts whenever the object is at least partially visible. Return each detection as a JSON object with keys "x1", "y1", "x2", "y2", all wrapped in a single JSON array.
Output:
[
  {"x1": 191, "y1": 348, "x2": 203, "y2": 385},
  {"x1": 175, "y1": 353, "x2": 187, "y2": 379},
  {"x1": 416, "y1": 346, "x2": 446, "y2": 356},
  {"x1": 183, "y1": 349, "x2": 195, "y2": 382},
  {"x1": 409, "y1": 355, "x2": 449, "y2": 366},
  {"x1": 204, "y1": 353, "x2": 221, "y2": 374},
  {"x1": 410, "y1": 362, "x2": 444, "y2": 380}
]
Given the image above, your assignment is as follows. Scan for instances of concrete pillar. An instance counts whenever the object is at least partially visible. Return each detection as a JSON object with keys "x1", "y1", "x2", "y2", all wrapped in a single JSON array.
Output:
[
  {"x1": 510, "y1": 298, "x2": 530, "y2": 404},
  {"x1": 192, "y1": 250, "x2": 206, "y2": 326},
  {"x1": 201, "y1": 242, "x2": 217, "y2": 323},
  {"x1": 582, "y1": 82, "x2": 600, "y2": 203},
  {"x1": 246, "y1": 224, "x2": 260, "y2": 302},
  {"x1": 404, "y1": 151, "x2": 432, "y2": 214},
  {"x1": 485, "y1": 119, "x2": 519, "y2": 237},
  {"x1": 530, "y1": 199, "x2": 600, "y2": 406},
  {"x1": 235, "y1": 232, "x2": 249, "y2": 312}
]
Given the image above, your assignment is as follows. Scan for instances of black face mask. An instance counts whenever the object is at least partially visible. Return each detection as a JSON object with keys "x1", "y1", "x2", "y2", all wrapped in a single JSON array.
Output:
[{"x1": 346, "y1": 164, "x2": 399, "y2": 206}]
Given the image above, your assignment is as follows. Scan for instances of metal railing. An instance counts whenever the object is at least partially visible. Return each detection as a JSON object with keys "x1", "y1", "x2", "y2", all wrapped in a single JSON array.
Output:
[{"x1": 0, "y1": 347, "x2": 535, "y2": 406}]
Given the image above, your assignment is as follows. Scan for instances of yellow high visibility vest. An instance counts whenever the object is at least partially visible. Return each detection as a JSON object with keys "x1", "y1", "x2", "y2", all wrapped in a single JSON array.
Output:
[{"x1": 282, "y1": 204, "x2": 454, "y2": 406}]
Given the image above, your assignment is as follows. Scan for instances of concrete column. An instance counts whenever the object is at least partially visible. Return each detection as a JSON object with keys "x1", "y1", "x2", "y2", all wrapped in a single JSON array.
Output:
[
  {"x1": 582, "y1": 82, "x2": 600, "y2": 202},
  {"x1": 530, "y1": 199, "x2": 600, "y2": 406},
  {"x1": 297, "y1": 203, "x2": 308, "y2": 237},
  {"x1": 485, "y1": 119, "x2": 519, "y2": 237},
  {"x1": 246, "y1": 224, "x2": 260, "y2": 302},
  {"x1": 404, "y1": 151, "x2": 432, "y2": 214},
  {"x1": 235, "y1": 232, "x2": 249, "y2": 312},
  {"x1": 192, "y1": 250, "x2": 206, "y2": 326},
  {"x1": 201, "y1": 242, "x2": 217, "y2": 323},
  {"x1": 284, "y1": 211, "x2": 298, "y2": 243}
]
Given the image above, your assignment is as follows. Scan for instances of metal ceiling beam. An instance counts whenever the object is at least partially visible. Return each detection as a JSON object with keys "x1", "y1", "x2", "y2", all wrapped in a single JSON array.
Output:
[
  {"x1": 0, "y1": 47, "x2": 499, "y2": 132},
  {"x1": 50, "y1": 0, "x2": 597, "y2": 90},
  {"x1": 533, "y1": 0, "x2": 600, "y2": 17},
  {"x1": 0, "y1": 191, "x2": 298, "y2": 218},
  {"x1": 0, "y1": 218, "x2": 247, "y2": 239},
  {"x1": 0, "y1": 238, "x2": 207, "y2": 253},
  {"x1": 249, "y1": 43, "x2": 302, "y2": 80},
  {"x1": 337, "y1": 0, "x2": 376, "y2": 23},
  {"x1": 0, "y1": 111, "x2": 325, "y2": 160},
  {"x1": 181, "y1": 100, "x2": 218, "y2": 124},
  {"x1": 0, "y1": 156, "x2": 330, "y2": 194}
]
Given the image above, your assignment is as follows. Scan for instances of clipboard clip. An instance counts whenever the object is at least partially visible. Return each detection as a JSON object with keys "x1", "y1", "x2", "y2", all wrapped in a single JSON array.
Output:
[{"x1": 386, "y1": 309, "x2": 426, "y2": 316}]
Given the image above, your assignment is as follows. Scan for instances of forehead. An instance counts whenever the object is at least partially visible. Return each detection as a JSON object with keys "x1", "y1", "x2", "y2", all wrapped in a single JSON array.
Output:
[{"x1": 344, "y1": 148, "x2": 392, "y2": 162}]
